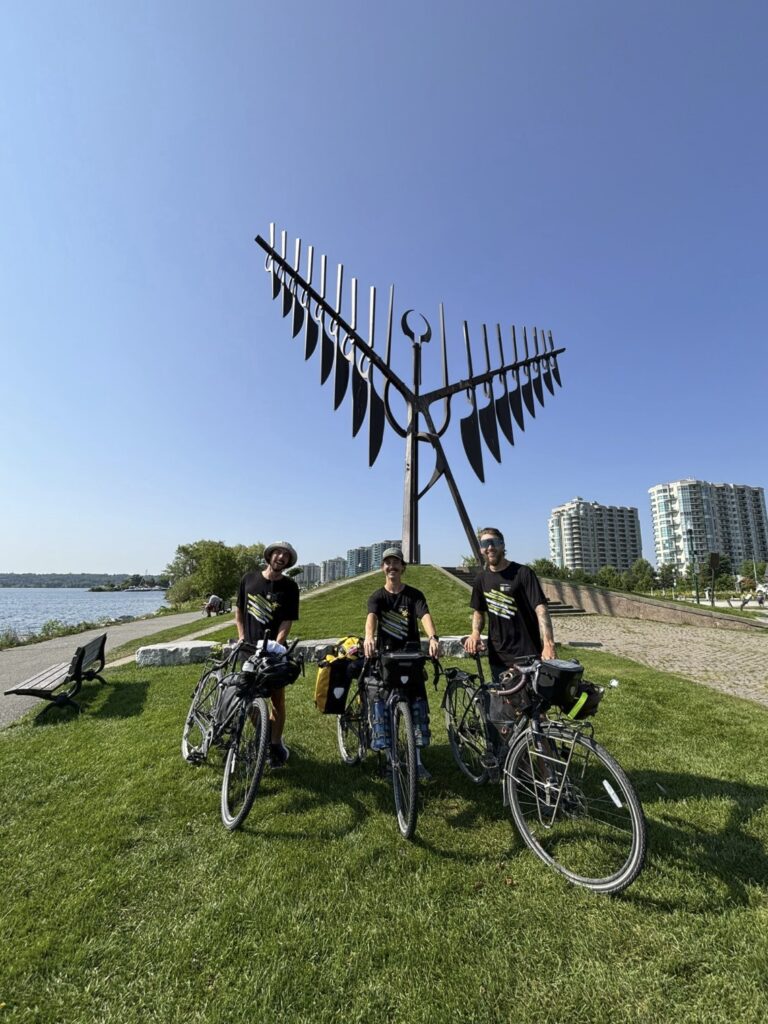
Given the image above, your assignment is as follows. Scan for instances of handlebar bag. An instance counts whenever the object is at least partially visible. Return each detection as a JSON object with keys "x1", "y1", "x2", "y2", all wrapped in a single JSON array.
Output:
[
  {"x1": 535, "y1": 659, "x2": 584, "y2": 702},
  {"x1": 380, "y1": 649, "x2": 427, "y2": 689}
]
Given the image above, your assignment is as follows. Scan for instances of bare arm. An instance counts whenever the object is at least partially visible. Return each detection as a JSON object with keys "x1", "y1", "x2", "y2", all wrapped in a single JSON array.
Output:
[
  {"x1": 420, "y1": 613, "x2": 440, "y2": 658},
  {"x1": 363, "y1": 612, "x2": 378, "y2": 658},
  {"x1": 535, "y1": 603, "x2": 556, "y2": 660},
  {"x1": 464, "y1": 610, "x2": 485, "y2": 653},
  {"x1": 235, "y1": 606, "x2": 245, "y2": 641},
  {"x1": 275, "y1": 620, "x2": 293, "y2": 646}
]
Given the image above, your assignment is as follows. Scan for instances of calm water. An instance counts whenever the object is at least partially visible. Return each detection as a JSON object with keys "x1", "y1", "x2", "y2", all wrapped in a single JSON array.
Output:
[{"x1": 0, "y1": 588, "x2": 170, "y2": 636}]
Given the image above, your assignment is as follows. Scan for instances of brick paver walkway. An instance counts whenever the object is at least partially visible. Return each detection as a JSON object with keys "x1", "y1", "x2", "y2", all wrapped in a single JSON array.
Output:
[{"x1": 555, "y1": 615, "x2": 768, "y2": 707}]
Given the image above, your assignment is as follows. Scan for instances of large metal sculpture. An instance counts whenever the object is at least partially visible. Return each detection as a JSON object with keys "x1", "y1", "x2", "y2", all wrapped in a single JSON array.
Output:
[{"x1": 256, "y1": 225, "x2": 566, "y2": 563}]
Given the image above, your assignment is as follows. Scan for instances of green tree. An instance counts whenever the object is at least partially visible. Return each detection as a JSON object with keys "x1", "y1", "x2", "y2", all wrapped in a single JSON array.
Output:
[
  {"x1": 529, "y1": 558, "x2": 569, "y2": 581},
  {"x1": 165, "y1": 540, "x2": 242, "y2": 605},
  {"x1": 595, "y1": 565, "x2": 622, "y2": 590},
  {"x1": 626, "y1": 558, "x2": 657, "y2": 594},
  {"x1": 231, "y1": 543, "x2": 266, "y2": 578},
  {"x1": 657, "y1": 563, "x2": 676, "y2": 589}
]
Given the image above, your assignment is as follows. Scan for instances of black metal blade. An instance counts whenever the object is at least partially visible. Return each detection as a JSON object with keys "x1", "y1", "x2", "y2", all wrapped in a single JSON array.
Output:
[
  {"x1": 478, "y1": 397, "x2": 501, "y2": 463},
  {"x1": 509, "y1": 376, "x2": 526, "y2": 432},
  {"x1": 351, "y1": 361, "x2": 368, "y2": 436},
  {"x1": 460, "y1": 407, "x2": 485, "y2": 482},
  {"x1": 495, "y1": 386, "x2": 514, "y2": 446},
  {"x1": 551, "y1": 354, "x2": 562, "y2": 387},
  {"x1": 522, "y1": 375, "x2": 536, "y2": 418},
  {"x1": 304, "y1": 315, "x2": 319, "y2": 360},
  {"x1": 543, "y1": 361, "x2": 555, "y2": 395},
  {"x1": 291, "y1": 300, "x2": 304, "y2": 338},
  {"x1": 320, "y1": 327, "x2": 334, "y2": 384},
  {"x1": 271, "y1": 272, "x2": 280, "y2": 299},
  {"x1": 281, "y1": 283, "x2": 292, "y2": 318},
  {"x1": 368, "y1": 384, "x2": 386, "y2": 466},
  {"x1": 333, "y1": 348, "x2": 350, "y2": 410},
  {"x1": 532, "y1": 361, "x2": 545, "y2": 407}
]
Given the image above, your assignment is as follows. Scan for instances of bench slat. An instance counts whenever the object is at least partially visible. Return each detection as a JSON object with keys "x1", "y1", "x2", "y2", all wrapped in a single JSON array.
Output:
[{"x1": 5, "y1": 662, "x2": 71, "y2": 696}]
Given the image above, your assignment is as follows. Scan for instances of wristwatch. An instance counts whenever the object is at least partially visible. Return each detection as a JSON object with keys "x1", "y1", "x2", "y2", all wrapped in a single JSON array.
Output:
[{"x1": 429, "y1": 635, "x2": 439, "y2": 641}]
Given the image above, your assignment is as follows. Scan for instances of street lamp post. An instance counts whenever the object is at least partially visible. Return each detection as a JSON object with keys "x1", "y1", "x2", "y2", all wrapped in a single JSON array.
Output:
[{"x1": 687, "y1": 528, "x2": 700, "y2": 604}]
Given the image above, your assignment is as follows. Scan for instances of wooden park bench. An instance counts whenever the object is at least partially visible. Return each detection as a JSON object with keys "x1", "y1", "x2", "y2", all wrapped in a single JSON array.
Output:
[{"x1": 4, "y1": 632, "x2": 108, "y2": 714}]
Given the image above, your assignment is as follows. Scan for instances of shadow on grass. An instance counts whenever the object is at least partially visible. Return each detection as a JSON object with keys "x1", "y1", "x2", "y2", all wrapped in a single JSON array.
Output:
[
  {"x1": 632, "y1": 768, "x2": 768, "y2": 908},
  {"x1": 30, "y1": 677, "x2": 150, "y2": 727}
]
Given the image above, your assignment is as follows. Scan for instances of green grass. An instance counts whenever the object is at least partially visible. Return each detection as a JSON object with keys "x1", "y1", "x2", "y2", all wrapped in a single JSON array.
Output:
[{"x1": 2, "y1": 573, "x2": 768, "y2": 1023}]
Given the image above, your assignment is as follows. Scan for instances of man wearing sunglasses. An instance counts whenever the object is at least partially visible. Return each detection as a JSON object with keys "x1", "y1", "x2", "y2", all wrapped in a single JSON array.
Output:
[{"x1": 464, "y1": 527, "x2": 556, "y2": 682}]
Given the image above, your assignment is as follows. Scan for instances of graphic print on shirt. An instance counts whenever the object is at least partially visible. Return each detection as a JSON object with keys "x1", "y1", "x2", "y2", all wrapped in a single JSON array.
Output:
[
  {"x1": 485, "y1": 589, "x2": 518, "y2": 620},
  {"x1": 381, "y1": 607, "x2": 409, "y2": 642},
  {"x1": 247, "y1": 591, "x2": 278, "y2": 626}
]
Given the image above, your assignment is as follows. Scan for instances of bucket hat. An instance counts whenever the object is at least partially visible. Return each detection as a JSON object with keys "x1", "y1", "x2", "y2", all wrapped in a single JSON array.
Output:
[{"x1": 264, "y1": 541, "x2": 298, "y2": 569}]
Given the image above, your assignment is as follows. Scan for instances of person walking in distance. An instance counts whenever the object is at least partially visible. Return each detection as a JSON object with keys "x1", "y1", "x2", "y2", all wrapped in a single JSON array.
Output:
[
  {"x1": 463, "y1": 527, "x2": 556, "y2": 681},
  {"x1": 235, "y1": 541, "x2": 300, "y2": 767}
]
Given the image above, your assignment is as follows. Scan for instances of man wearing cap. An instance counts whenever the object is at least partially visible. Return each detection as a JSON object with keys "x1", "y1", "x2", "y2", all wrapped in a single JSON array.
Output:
[
  {"x1": 235, "y1": 541, "x2": 300, "y2": 767},
  {"x1": 364, "y1": 547, "x2": 439, "y2": 779},
  {"x1": 464, "y1": 527, "x2": 556, "y2": 682}
]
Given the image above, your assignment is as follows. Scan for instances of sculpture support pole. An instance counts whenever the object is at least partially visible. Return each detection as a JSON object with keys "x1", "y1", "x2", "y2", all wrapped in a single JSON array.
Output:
[{"x1": 402, "y1": 339, "x2": 420, "y2": 563}]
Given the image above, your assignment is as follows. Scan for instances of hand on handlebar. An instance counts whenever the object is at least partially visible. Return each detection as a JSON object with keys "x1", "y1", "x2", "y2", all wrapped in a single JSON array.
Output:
[{"x1": 463, "y1": 633, "x2": 486, "y2": 655}]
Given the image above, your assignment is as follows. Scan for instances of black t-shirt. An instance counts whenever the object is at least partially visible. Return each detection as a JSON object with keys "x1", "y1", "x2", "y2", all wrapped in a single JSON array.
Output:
[
  {"x1": 470, "y1": 562, "x2": 546, "y2": 667},
  {"x1": 367, "y1": 584, "x2": 429, "y2": 651},
  {"x1": 237, "y1": 572, "x2": 300, "y2": 645}
]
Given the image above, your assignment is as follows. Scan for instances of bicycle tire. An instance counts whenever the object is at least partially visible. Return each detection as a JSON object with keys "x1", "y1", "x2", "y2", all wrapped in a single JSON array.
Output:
[
  {"x1": 181, "y1": 666, "x2": 221, "y2": 763},
  {"x1": 504, "y1": 724, "x2": 646, "y2": 894},
  {"x1": 444, "y1": 677, "x2": 491, "y2": 784},
  {"x1": 391, "y1": 701, "x2": 418, "y2": 839},
  {"x1": 337, "y1": 689, "x2": 366, "y2": 765},
  {"x1": 220, "y1": 696, "x2": 270, "y2": 830}
]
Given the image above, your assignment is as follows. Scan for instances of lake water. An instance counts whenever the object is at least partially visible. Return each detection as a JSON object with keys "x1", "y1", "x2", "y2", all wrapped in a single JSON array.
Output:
[{"x1": 0, "y1": 588, "x2": 170, "y2": 636}]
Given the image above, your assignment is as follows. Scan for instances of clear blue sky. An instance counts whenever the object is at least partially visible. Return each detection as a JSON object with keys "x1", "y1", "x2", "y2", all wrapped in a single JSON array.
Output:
[{"x1": 2, "y1": 1, "x2": 766, "y2": 574}]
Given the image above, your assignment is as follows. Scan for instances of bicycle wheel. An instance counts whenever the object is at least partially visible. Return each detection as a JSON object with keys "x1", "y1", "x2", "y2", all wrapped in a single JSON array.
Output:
[
  {"x1": 504, "y1": 725, "x2": 646, "y2": 894},
  {"x1": 220, "y1": 696, "x2": 270, "y2": 830},
  {"x1": 337, "y1": 688, "x2": 366, "y2": 765},
  {"x1": 444, "y1": 677, "x2": 491, "y2": 784},
  {"x1": 391, "y1": 701, "x2": 418, "y2": 839},
  {"x1": 181, "y1": 666, "x2": 221, "y2": 763}
]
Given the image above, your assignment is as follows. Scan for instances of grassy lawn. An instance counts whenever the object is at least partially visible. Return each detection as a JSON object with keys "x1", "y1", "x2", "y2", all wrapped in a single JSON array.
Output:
[{"x1": 2, "y1": 571, "x2": 768, "y2": 1023}]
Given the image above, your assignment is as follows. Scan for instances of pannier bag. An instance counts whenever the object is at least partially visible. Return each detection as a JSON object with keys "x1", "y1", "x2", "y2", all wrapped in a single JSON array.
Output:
[
  {"x1": 485, "y1": 687, "x2": 526, "y2": 750},
  {"x1": 314, "y1": 636, "x2": 363, "y2": 714},
  {"x1": 214, "y1": 672, "x2": 246, "y2": 728},
  {"x1": 379, "y1": 648, "x2": 426, "y2": 689}
]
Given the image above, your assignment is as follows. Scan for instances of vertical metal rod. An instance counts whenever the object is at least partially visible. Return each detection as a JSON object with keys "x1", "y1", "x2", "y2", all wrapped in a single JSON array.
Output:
[{"x1": 402, "y1": 336, "x2": 420, "y2": 564}]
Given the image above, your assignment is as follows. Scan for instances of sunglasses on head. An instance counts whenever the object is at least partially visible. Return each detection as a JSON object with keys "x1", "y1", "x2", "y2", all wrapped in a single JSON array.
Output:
[{"x1": 479, "y1": 538, "x2": 503, "y2": 549}]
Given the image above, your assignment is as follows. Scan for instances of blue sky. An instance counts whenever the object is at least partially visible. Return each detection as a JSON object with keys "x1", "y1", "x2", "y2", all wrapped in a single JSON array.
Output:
[{"x1": 2, "y1": 1, "x2": 766, "y2": 574}]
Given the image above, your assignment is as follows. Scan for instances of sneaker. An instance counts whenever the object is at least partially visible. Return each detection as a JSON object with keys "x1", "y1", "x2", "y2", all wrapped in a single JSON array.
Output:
[
  {"x1": 270, "y1": 740, "x2": 290, "y2": 768},
  {"x1": 417, "y1": 763, "x2": 432, "y2": 782}
]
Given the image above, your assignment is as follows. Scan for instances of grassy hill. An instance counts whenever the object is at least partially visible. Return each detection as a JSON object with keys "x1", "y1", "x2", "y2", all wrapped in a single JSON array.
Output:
[{"x1": 2, "y1": 570, "x2": 768, "y2": 1022}]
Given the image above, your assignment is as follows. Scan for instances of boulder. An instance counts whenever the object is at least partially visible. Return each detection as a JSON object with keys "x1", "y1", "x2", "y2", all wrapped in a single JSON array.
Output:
[{"x1": 136, "y1": 640, "x2": 218, "y2": 667}]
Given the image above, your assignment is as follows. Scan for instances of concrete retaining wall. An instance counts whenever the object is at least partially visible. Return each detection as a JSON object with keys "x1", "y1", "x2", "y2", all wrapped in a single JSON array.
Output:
[{"x1": 539, "y1": 578, "x2": 764, "y2": 633}]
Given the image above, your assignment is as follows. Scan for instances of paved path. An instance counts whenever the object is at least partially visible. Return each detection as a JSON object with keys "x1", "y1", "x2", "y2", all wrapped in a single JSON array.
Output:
[
  {"x1": 0, "y1": 611, "x2": 234, "y2": 729},
  {"x1": 555, "y1": 614, "x2": 768, "y2": 707}
]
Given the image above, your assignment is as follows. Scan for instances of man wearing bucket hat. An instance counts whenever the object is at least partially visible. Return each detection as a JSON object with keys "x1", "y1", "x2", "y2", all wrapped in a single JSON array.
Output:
[
  {"x1": 235, "y1": 541, "x2": 300, "y2": 767},
  {"x1": 363, "y1": 547, "x2": 440, "y2": 780}
]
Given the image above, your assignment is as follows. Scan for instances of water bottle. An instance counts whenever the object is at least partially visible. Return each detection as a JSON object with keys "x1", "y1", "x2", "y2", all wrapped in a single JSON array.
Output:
[
  {"x1": 371, "y1": 699, "x2": 390, "y2": 750},
  {"x1": 411, "y1": 698, "x2": 431, "y2": 748}
]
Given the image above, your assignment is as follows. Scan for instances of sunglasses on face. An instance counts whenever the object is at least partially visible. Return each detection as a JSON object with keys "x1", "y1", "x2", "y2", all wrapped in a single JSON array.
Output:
[{"x1": 479, "y1": 538, "x2": 503, "y2": 549}]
